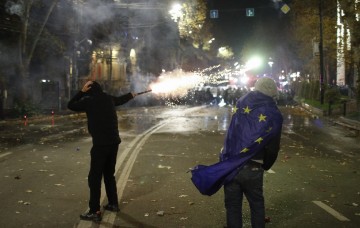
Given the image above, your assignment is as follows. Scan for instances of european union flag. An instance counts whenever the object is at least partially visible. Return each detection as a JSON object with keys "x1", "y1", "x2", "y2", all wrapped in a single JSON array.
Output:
[{"x1": 191, "y1": 91, "x2": 283, "y2": 196}]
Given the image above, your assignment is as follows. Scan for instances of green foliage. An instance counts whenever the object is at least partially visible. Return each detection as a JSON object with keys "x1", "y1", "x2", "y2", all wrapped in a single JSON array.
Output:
[
  {"x1": 324, "y1": 86, "x2": 341, "y2": 103},
  {"x1": 289, "y1": 0, "x2": 337, "y2": 81},
  {"x1": 293, "y1": 80, "x2": 320, "y2": 101},
  {"x1": 178, "y1": 0, "x2": 211, "y2": 51},
  {"x1": 12, "y1": 98, "x2": 40, "y2": 117},
  {"x1": 303, "y1": 98, "x2": 327, "y2": 110},
  {"x1": 295, "y1": 82, "x2": 351, "y2": 112}
]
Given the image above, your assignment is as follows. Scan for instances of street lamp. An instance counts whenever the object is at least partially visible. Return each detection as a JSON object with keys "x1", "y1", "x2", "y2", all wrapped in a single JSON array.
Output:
[
  {"x1": 268, "y1": 57, "x2": 274, "y2": 78},
  {"x1": 169, "y1": 3, "x2": 182, "y2": 22},
  {"x1": 246, "y1": 56, "x2": 262, "y2": 70}
]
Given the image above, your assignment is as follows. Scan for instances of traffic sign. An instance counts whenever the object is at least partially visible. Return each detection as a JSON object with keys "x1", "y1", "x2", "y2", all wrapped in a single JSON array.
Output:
[
  {"x1": 210, "y1": 10, "x2": 218, "y2": 19},
  {"x1": 246, "y1": 8, "x2": 255, "y2": 17},
  {"x1": 281, "y1": 4, "x2": 290, "y2": 14}
]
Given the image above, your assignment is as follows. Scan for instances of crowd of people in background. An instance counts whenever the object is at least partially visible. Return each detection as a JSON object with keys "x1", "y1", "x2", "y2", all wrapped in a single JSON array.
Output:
[{"x1": 132, "y1": 85, "x2": 295, "y2": 107}]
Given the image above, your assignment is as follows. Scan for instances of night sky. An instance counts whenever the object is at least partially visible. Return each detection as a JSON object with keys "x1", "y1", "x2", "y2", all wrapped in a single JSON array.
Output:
[{"x1": 207, "y1": 0, "x2": 288, "y2": 56}]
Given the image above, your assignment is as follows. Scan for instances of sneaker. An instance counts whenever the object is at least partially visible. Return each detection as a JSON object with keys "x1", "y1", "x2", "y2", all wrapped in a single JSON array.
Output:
[
  {"x1": 103, "y1": 204, "x2": 120, "y2": 212},
  {"x1": 79, "y1": 211, "x2": 102, "y2": 222}
]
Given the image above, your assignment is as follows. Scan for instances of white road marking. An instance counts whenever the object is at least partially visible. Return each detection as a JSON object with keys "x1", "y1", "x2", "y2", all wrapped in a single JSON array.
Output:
[
  {"x1": 312, "y1": 200, "x2": 350, "y2": 222},
  {"x1": 77, "y1": 106, "x2": 206, "y2": 227},
  {"x1": 0, "y1": 152, "x2": 12, "y2": 159},
  {"x1": 78, "y1": 120, "x2": 169, "y2": 228}
]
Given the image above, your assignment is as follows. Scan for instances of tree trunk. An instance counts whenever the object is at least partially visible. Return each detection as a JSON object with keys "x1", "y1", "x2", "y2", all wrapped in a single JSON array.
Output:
[{"x1": 17, "y1": 0, "x2": 59, "y2": 102}]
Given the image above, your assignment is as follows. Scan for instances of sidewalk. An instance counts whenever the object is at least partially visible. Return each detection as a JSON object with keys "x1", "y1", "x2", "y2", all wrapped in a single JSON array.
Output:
[{"x1": 300, "y1": 102, "x2": 360, "y2": 132}]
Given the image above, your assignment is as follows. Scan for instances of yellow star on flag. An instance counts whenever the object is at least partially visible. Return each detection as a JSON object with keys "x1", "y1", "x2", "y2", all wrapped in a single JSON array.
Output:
[
  {"x1": 255, "y1": 137, "x2": 263, "y2": 144},
  {"x1": 240, "y1": 147, "x2": 249, "y2": 153},
  {"x1": 258, "y1": 114, "x2": 267, "y2": 122},
  {"x1": 243, "y1": 106, "x2": 252, "y2": 114},
  {"x1": 266, "y1": 127, "x2": 273, "y2": 132},
  {"x1": 232, "y1": 106, "x2": 238, "y2": 114}
]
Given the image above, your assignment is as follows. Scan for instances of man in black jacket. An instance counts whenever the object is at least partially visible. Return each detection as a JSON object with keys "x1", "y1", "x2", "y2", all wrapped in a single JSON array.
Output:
[{"x1": 68, "y1": 81, "x2": 135, "y2": 222}]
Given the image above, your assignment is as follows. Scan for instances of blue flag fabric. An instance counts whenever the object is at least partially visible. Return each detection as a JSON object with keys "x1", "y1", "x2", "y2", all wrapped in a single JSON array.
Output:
[{"x1": 191, "y1": 91, "x2": 283, "y2": 196}]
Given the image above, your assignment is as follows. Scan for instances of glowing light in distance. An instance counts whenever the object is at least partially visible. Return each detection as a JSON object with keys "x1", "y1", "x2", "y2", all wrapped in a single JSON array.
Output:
[
  {"x1": 130, "y1": 49, "x2": 136, "y2": 58},
  {"x1": 246, "y1": 57, "x2": 262, "y2": 70},
  {"x1": 169, "y1": 3, "x2": 182, "y2": 22},
  {"x1": 240, "y1": 76, "x2": 249, "y2": 84}
]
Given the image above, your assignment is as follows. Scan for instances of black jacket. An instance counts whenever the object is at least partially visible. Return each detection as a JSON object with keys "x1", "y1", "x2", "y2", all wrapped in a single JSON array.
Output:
[
  {"x1": 252, "y1": 132, "x2": 281, "y2": 170},
  {"x1": 67, "y1": 90, "x2": 133, "y2": 146}
]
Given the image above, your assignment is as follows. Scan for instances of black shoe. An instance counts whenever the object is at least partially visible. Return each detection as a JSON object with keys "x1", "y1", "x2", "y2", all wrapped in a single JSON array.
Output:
[
  {"x1": 103, "y1": 204, "x2": 120, "y2": 212},
  {"x1": 79, "y1": 211, "x2": 102, "y2": 222}
]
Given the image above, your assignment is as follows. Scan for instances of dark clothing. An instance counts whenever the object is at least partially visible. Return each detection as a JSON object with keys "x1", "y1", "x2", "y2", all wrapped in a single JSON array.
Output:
[
  {"x1": 67, "y1": 87, "x2": 133, "y2": 213},
  {"x1": 89, "y1": 144, "x2": 119, "y2": 212},
  {"x1": 222, "y1": 91, "x2": 282, "y2": 228},
  {"x1": 67, "y1": 91, "x2": 133, "y2": 145},
  {"x1": 225, "y1": 161, "x2": 265, "y2": 228},
  {"x1": 252, "y1": 131, "x2": 281, "y2": 171},
  {"x1": 190, "y1": 91, "x2": 282, "y2": 196}
]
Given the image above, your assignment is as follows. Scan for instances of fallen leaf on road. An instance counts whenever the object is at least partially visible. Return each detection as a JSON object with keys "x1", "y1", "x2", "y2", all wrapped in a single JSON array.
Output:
[
  {"x1": 158, "y1": 165, "x2": 171, "y2": 169},
  {"x1": 156, "y1": 211, "x2": 165, "y2": 216}
]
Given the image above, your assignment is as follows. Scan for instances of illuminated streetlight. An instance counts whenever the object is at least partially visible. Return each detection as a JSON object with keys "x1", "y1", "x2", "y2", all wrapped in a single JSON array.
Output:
[
  {"x1": 169, "y1": 3, "x2": 182, "y2": 22},
  {"x1": 246, "y1": 56, "x2": 262, "y2": 70},
  {"x1": 268, "y1": 57, "x2": 274, "y2": 77}
]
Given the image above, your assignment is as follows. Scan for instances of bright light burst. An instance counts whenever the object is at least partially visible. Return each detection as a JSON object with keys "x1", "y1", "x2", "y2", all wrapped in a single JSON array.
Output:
[
  {"x1": 149, "y1": 69, "x2": 203, "y2": 96},
  {"x1": 148, "y1": 65, "x2": 249, "y2": 100}
]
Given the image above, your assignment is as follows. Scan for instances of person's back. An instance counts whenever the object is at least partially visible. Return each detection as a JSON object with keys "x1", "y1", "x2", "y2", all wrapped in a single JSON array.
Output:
[
  {"x1": 223, "y1": 77, "x2": 283, "y2": 228},
  {"x1": 85, "y1": 92, "x2": 120, "y2": 146},
  {"x1": 67, "y1": 81, "x2": 135, "y2": 221}
]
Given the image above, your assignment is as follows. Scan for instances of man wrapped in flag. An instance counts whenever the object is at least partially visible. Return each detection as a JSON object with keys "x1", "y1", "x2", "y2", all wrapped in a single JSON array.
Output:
[{"x1": 191, "y1": 77, "x2": 283, "y2": 228}]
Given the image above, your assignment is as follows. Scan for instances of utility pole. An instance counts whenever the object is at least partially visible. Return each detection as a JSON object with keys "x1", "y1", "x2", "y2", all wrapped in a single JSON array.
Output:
[{"x1": 319, "y1": 0, "x2": 325, "y2": 104}]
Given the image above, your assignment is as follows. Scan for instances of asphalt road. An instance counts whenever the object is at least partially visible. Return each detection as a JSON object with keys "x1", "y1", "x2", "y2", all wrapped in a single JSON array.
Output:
[{"x1": 0, "y1": 105, "x2": 359, "y2": 228}]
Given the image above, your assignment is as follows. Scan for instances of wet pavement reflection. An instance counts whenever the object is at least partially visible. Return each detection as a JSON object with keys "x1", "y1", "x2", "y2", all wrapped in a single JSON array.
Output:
[{"x1": 0, "y1": 105, "x2": 359, "y2": 228}]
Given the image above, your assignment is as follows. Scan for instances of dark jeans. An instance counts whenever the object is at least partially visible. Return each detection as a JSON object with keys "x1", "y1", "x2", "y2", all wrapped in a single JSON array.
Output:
[
  {"x1": 224, "y1": 163, "x2": 265, "y2": 228},
  {"x1": 88, "y1": 144, "x2": 119, "y2": 212}
]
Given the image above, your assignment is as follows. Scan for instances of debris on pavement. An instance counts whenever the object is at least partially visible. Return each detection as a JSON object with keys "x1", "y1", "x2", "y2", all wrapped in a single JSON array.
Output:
[{"x1": 156, "y1": 210, "x2": 165, "y2": 216}]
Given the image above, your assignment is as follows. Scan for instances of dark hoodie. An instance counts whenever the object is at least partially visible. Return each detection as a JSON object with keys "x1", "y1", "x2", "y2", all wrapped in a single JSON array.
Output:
[{"x1": 67, "y1": 81, "x2": 134, "y2": 146}]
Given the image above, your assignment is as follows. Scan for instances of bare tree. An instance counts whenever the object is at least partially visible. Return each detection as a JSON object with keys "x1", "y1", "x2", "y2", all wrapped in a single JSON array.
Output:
[{"x1": 6, "y1": 0, "x2": 59, "y2": 101}]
